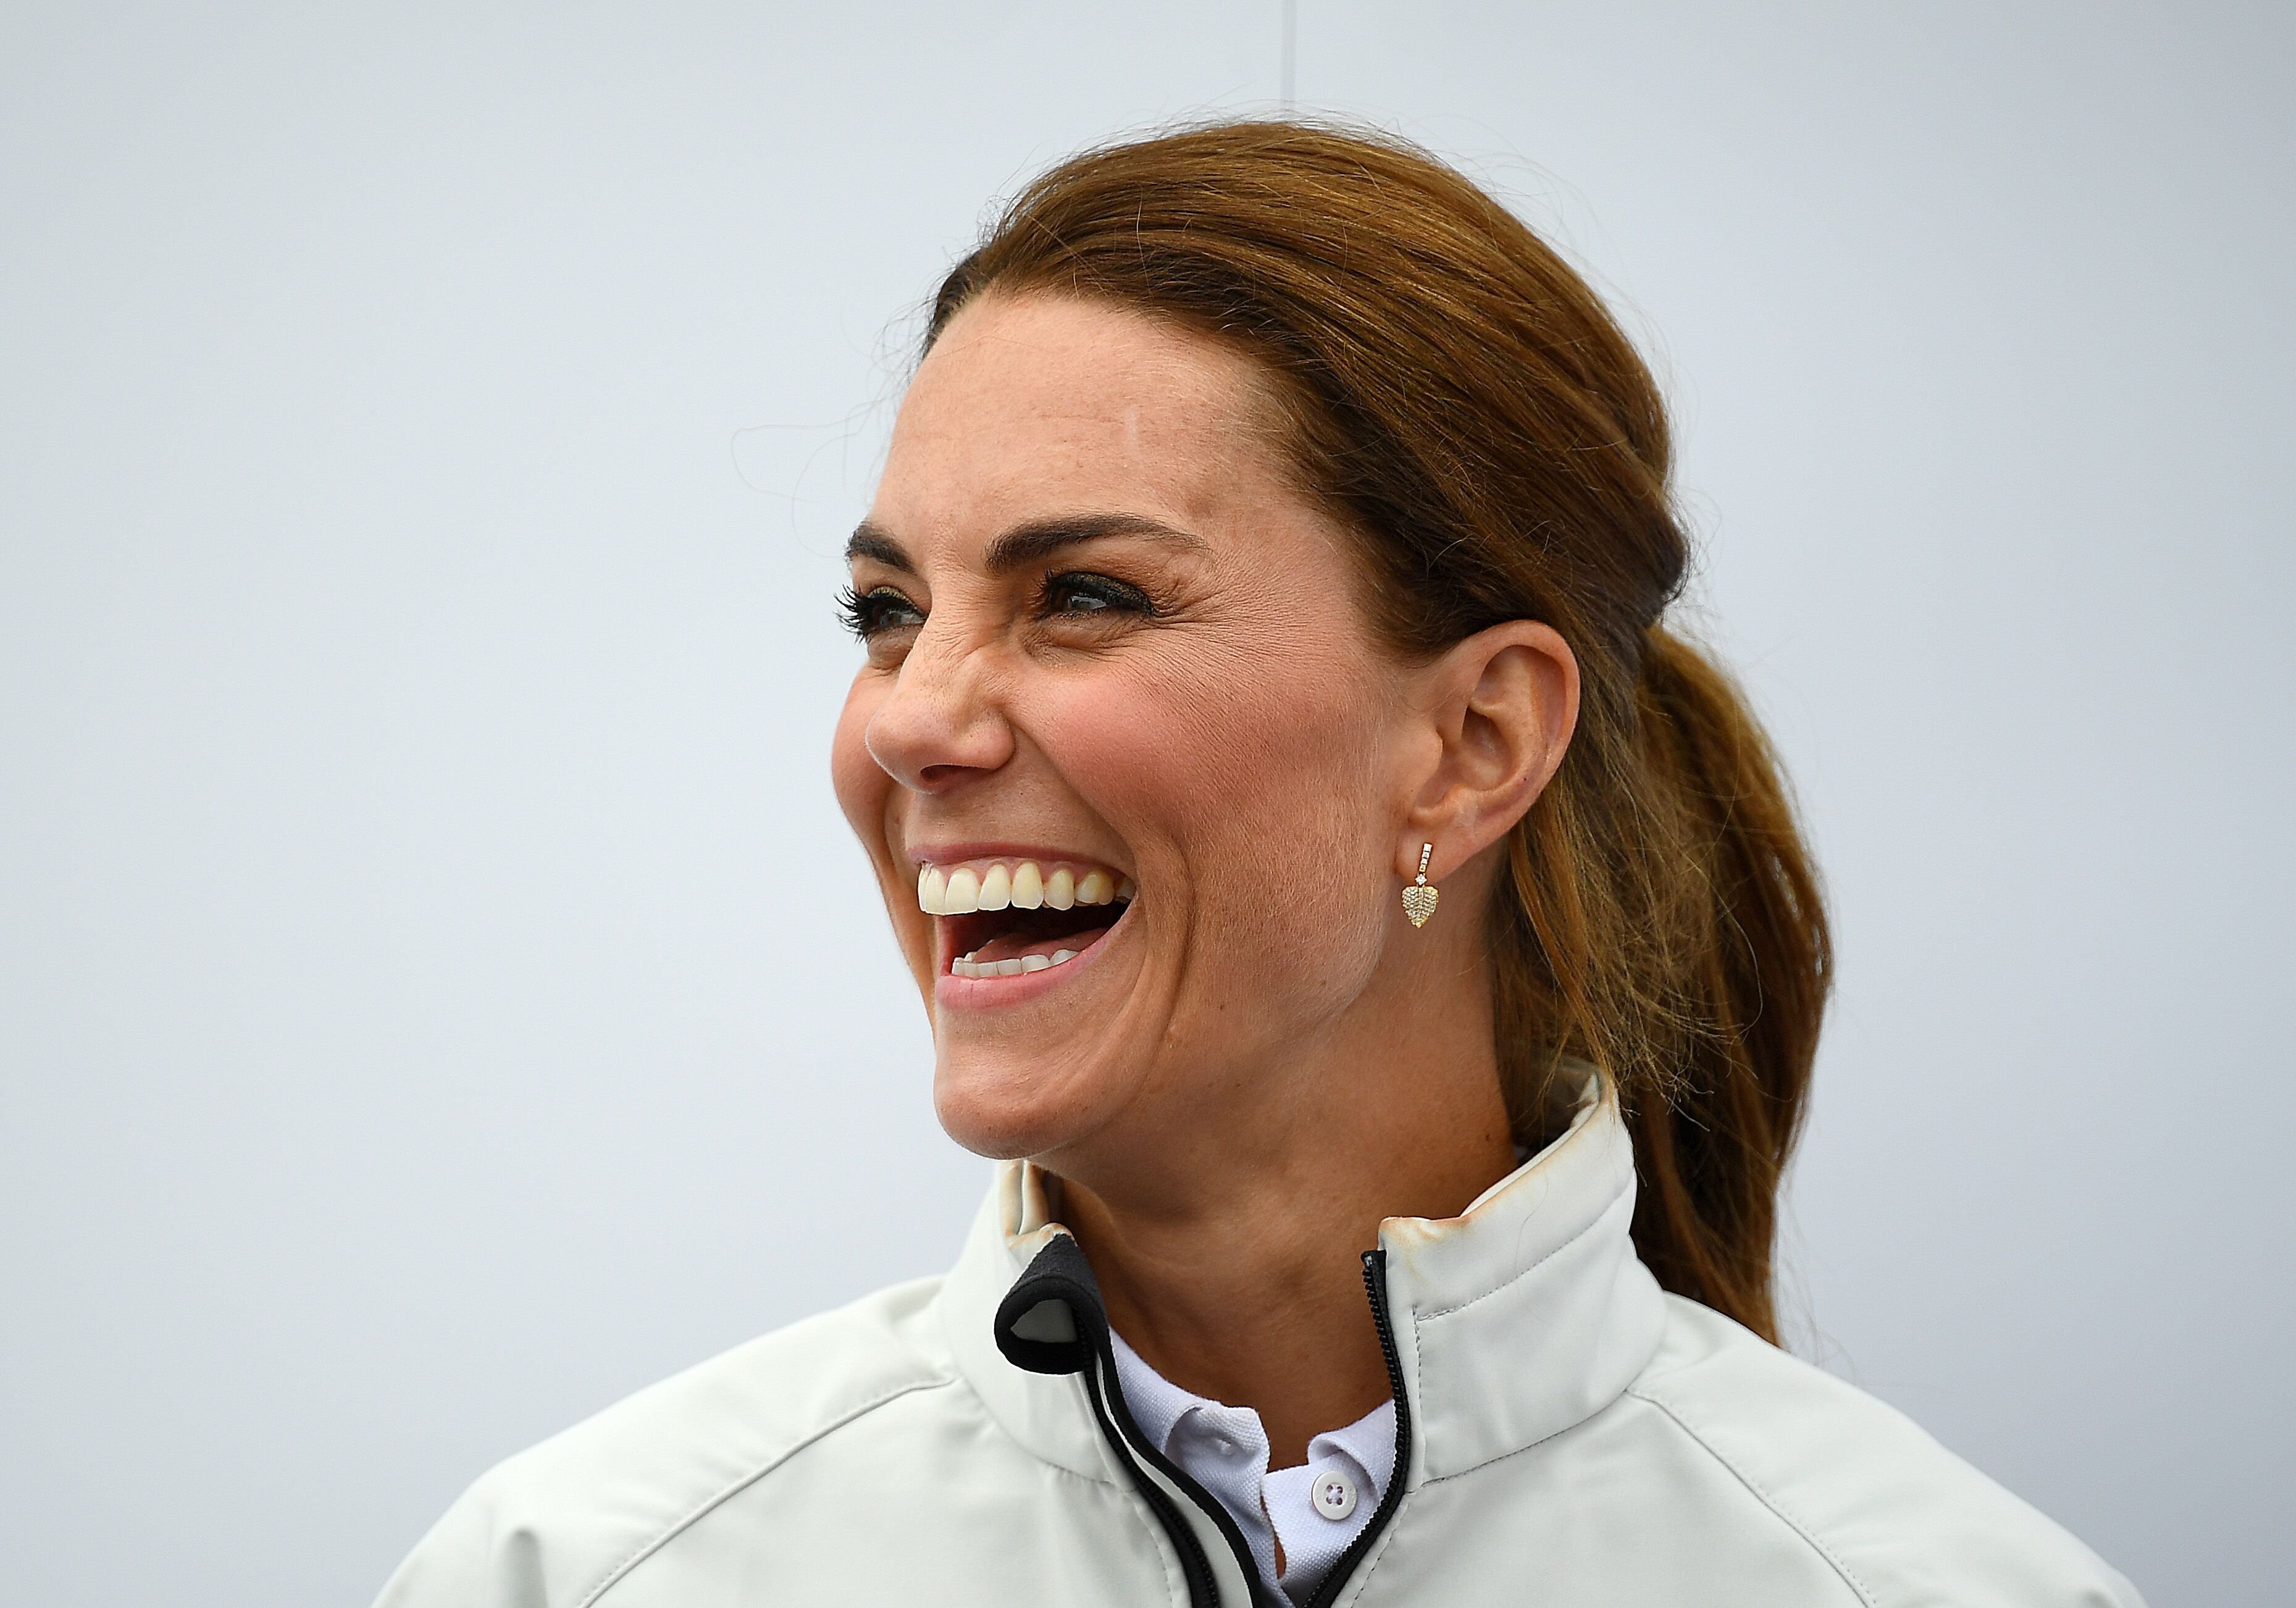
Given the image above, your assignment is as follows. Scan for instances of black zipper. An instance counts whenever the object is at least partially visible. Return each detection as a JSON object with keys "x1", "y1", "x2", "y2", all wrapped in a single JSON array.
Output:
[{"x1": 1299, "y1": 1248, "x2": 1413, "y2": 1608}]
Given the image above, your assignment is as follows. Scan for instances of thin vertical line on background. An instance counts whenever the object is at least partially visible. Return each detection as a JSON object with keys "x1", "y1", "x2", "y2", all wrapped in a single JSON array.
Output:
[{"x1": 1281, "y1": 0, "x2": 1297, "y2": 109}]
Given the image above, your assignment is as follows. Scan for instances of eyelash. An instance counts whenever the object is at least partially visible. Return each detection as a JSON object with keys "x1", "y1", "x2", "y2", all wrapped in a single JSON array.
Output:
[
  {"x1": 836, "y1": 585, "x2": 921, "y2": 640},
  {"x1": 836, "y1": 573, "x2": 1156, "y2": 642},
  {"x1": 1041, "y1": 572, "x2": 1155, "y2": 619}
]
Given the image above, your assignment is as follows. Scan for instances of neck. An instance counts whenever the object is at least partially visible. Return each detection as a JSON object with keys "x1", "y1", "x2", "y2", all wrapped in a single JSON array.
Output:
[{"x1": 1048, "y1": 920, "x2": 1515, "y2": 1468}]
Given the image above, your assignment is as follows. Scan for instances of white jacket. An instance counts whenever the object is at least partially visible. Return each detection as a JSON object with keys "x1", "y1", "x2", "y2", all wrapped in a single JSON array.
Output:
[{"x1": 377, "y1": 1088, "x2": 2143, "y2": 1607}]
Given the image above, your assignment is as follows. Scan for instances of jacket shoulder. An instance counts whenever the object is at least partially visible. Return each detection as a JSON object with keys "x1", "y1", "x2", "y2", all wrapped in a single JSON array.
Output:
[
  {"x1": 1629, "y1": 1296, "x2": 2144, "y2": 1608},
  {"x1": 374, "y1": 1276, "x2": 963, "y2": 1608}
]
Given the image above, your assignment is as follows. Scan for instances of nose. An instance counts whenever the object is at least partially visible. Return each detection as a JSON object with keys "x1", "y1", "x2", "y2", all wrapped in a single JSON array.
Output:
[{"x1": 863, "y1": 626, "x2": 1015, "y2": 794}]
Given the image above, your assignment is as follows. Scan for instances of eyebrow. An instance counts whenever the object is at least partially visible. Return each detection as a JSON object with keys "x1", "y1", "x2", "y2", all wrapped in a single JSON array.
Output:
[{"x1": 844, "y1": 513, "x2": 1209, "y2": 577}]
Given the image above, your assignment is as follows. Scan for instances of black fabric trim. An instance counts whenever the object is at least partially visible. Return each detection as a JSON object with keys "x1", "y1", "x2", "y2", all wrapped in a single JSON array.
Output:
[
  {"x1": 1081, "y1": 1348, "x2": 1227, "y2": 1607},
  {"x1": 992, "y1": 1235, "x2": 1104, "y2": 1375},
  {"x1": 993, "y1": 1236, "x2": 1275, "y2": 1607}
]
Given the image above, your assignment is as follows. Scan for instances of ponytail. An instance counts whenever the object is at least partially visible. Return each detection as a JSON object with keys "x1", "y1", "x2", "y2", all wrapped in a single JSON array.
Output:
[{"x1": 1617, "y1": 629, "x2": 1827, "y2": 1341}]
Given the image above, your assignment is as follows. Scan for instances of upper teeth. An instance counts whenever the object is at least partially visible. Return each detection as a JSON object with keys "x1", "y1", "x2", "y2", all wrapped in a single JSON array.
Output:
[{"x1": 916, "y1": 860, "x2": 1137, "y2": 915}]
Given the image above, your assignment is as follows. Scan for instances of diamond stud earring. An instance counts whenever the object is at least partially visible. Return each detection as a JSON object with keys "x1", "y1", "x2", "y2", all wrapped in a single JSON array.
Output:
[{"x1": 1402, "y1": 842, "x2": 1440, "y2": 928}]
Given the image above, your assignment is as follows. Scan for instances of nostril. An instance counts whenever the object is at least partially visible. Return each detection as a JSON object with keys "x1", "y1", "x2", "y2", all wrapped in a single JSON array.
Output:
[{"x1": 863, "y1": 683, "x2": 1015, "y2": 789}]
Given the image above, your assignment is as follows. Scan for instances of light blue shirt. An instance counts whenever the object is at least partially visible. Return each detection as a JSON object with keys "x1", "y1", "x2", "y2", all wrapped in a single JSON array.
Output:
[{"x1": 1109, "y1": 1329, "x2": 1396, "y2": 1606}]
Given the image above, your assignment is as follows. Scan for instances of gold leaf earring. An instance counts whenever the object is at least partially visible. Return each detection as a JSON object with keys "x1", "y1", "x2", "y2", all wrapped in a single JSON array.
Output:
[{"x1": 1402, "y1": 842, "x2": 1439, "y2": 928}]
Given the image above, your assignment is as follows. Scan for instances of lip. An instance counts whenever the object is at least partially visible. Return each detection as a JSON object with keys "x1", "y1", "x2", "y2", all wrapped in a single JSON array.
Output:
[{"x1": 931, "y1": 894, "x2": 1134, "y2": 1011}]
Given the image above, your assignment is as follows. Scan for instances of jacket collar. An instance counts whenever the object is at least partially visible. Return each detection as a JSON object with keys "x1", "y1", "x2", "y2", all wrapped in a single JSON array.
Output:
[{"x1": 936, "y1": 1075, "x2": 1667, "y2": 1489}]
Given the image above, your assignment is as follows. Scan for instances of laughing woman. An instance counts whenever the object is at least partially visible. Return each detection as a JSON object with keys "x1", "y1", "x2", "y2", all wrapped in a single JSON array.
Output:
[{"x1": 378, "y1": 124, "x2": 2141, "y2": 1608}]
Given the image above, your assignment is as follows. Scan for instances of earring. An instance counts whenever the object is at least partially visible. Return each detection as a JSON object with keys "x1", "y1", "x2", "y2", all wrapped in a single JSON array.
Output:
[{"x1": 1402, "y1": 842, "x2": 1439, "y2": 928}]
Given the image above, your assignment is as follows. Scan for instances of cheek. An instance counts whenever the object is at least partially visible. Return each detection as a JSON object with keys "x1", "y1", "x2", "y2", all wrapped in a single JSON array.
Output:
[
  {"x1": 830, "y1": 676, "x2": 890, "y2": 846},
  {"x1": 1043, "y1": 643, "x2": 1393, "y2": 984}
]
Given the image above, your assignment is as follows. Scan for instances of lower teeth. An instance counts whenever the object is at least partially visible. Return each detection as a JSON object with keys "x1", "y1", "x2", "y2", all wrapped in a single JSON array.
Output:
[{"x1": 951, "y1": 947, "x2": 1081, "y2": 979}]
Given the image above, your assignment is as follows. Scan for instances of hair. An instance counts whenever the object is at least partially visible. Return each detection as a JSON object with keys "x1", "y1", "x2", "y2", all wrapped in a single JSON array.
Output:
[{"x1": 924, "y1": 120, "x2": 1830, "y2": 1344}]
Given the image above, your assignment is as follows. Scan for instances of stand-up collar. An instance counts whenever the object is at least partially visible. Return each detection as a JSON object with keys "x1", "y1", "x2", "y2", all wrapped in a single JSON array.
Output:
[{"x1": 937, "y1": 1078, "x2": 1667, "y2": 1490}]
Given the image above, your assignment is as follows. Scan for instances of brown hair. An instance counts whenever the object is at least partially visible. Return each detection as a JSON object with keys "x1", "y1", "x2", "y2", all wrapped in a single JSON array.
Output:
[{"x1": 926, "y1": 121, "x2": 1829, "y2": 1344}]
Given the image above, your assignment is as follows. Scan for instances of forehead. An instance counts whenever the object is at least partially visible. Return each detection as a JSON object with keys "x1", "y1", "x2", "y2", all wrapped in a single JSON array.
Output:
[{"x1": 873, "y1": 293, "x2": 1289, "y2": 545}]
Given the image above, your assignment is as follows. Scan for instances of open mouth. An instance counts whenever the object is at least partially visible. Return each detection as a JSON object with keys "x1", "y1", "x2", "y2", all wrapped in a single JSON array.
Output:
[{"x1": 918, "y1": 858, "x2": 1135, "y2": 979}]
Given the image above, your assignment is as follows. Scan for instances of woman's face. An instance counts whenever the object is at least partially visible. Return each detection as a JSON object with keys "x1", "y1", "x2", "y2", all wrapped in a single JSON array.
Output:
[{"x1": 832, "y1": 293, "x2": 1432, "y2": 1168}]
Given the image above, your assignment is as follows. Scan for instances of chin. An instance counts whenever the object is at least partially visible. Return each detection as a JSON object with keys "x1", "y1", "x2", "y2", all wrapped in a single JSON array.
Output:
[{"x1": 932, "y1": 1049, "x2": 1120, "y2": 1163}]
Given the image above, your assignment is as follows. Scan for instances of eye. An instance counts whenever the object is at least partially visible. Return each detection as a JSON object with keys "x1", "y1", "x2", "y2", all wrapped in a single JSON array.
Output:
[
  {"x1": 836, "y1": 584, "x2": 925, "y2": 640},
  {"x1": 1039, "y1": 571, "x2": 1155, "y2": 620}
]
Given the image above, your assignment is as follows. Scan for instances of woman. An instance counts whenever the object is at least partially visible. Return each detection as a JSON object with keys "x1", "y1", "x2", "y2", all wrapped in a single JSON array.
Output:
[{"x1": 379, "y1": 122, "x2": 2140, "y2": 1607}]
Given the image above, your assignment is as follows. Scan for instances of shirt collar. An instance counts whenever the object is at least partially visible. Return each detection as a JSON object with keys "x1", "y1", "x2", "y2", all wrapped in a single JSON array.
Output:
[{"x1": 1106, "y1": 1328, "x2": 1398, "y2": 1495}]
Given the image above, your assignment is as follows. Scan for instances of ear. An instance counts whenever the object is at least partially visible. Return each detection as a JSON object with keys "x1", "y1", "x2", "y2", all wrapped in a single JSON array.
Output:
[{"x1": 1396, "y1": 620, "x2": 1580, "y2": 881}]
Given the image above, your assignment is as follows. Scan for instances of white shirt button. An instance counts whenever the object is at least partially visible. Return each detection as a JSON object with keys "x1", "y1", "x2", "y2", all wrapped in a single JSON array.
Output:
[{"x1": 1311, "y1": 1468, "x2": 1359, "y2": 1521}]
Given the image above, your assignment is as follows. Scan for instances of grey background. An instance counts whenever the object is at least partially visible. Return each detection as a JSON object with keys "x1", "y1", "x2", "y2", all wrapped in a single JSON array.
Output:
[{"x1": 3, "y1": 4, "x2": 2287, "y2": 1604}]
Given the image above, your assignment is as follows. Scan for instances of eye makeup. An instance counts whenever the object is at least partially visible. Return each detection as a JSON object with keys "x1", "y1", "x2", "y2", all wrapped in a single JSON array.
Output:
[{"x1": 836, "y1": 584, "x2": 925, "y2": 640}]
